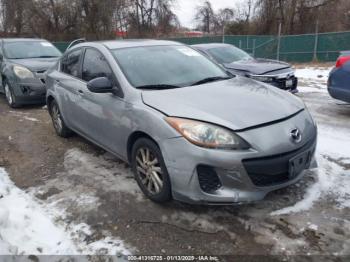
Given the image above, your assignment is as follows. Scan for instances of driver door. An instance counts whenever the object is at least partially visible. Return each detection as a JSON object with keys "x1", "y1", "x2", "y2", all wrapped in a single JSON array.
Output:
[{"x1": 75, "y1": 48, "x2": 128, "y2": 155}]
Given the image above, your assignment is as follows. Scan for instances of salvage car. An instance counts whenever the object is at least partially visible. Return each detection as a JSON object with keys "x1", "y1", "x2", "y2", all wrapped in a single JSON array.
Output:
[
  {"x1": 328, "y1": 51, "x2": 350, "y2": 103},
  {"x1": 45, "y1": 40, "x2": 317, "y2": 204},
  {"x1": 192, "y1": 43, "x2": 298, "y2": 93},
  {"x1": 0, "y1": 38, "x2": 62, "y2": 107}
]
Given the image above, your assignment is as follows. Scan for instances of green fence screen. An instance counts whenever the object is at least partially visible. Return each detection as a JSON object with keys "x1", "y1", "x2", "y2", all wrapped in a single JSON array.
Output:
[
  {"x1": 54, "y1": 42, "x2": 70, "y2": 53},
  {"x1": 53, "y1": 31, "x2": 350, "y2": 63}
]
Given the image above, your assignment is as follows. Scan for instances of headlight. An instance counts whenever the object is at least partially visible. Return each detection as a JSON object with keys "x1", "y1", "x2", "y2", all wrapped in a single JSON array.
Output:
[
  {"x1": 165, "y1": 117, "x2": 250, "y2": 150},
  {"x1": 13, "y1": 65, "x2": 34, "y2": 79}
]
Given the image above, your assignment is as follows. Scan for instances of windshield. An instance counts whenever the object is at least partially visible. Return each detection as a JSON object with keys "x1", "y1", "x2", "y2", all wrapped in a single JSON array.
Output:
[
  {"x1": 207, "y1": 45, "x2": 252, "y2": 64},
  {"x1": 112, "y1": 45, "x2": 229, "y2": 88},
  {"x1": 4, "y1": 41, "x2": 62, "y2": 59}
]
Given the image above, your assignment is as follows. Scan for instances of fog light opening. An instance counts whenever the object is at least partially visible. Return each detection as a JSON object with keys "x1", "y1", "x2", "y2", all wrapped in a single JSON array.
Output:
[{"x1": 197, "y1": 165, "x2": 222, "y2": 194}]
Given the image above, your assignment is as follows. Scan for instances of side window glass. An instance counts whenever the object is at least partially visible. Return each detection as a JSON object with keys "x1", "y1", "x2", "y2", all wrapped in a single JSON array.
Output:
[
  {"x1": 61, "y1": 49, "x2": 82, "y2": 78},
  {"x1": 82, "y1": 49, "x2": 113, "y2": 82}
]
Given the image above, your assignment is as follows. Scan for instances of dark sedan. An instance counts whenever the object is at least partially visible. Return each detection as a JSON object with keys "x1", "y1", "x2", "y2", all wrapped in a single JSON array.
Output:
[
  {"x1": 192, "y1": 43, "x2": 298, "y2": 93},
  {"x1": 0, "y1": 38, "x2": 61, "y2": 108},
  {"x1": 328, "y1": 51, "x2": 350, "y2": 103}
]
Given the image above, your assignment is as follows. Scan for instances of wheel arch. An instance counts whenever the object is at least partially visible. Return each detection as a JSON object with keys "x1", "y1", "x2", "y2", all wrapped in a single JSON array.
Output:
[
  {"x1": 46, "y1": 95, "x2": 56, "y2": 114},
  {"x1": 2, "y1": 74, "x2": 6, "y2": 84},
  {"x1": 127, "y1": 131, "x2": 159, "y2": 164},
  {"x1": 1, "y1": 74, "x2": 6, "y2": 92}
]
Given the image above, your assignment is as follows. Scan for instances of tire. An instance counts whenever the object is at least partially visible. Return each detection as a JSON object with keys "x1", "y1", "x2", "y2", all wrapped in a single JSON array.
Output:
[
  {"x1": 49, "y1": 99, "x2": 73, "y2": 138},
  {"x1": 131, "y1": 138, "x2": 172, "y2": 203},
  {"x1": 4, "y1": 81, "x2": 20, "y2": 108}
]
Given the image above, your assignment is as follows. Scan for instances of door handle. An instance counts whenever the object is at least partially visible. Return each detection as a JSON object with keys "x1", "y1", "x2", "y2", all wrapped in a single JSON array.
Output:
[{"x1": 78, "y1": 90, "x2": 84, "y2": 94}]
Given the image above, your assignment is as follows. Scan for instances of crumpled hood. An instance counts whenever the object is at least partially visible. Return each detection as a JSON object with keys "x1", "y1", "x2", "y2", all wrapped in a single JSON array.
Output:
[
  {"x1": 9, "y1": 58, "x2": 59, "y2": 72},
  {"x1": 224, "y1": 58, "x2": 290, "y2": 75},
  {"x1": 142, "y1": 77, "x2": 304, "y2": 131}
]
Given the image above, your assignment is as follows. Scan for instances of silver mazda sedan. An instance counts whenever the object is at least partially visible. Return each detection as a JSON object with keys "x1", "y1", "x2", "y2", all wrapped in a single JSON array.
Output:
[{"x1": 45, "y1": 40, "x2": 317, "y2": 204}]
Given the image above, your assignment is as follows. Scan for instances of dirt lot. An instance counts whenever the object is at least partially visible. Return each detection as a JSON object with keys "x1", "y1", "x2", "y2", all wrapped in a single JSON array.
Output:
[{"x1": 0, "y1": 68, "x2": 349, "y2": 260}]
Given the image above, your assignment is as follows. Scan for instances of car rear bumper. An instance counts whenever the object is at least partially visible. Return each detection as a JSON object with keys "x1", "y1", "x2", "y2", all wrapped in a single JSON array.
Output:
[
  {"x1": 328, "y1": 86, "x2": 350, "y2": 103},
  {"x1": 328, "y1": 67, "x2": 350, "y2": 103}
]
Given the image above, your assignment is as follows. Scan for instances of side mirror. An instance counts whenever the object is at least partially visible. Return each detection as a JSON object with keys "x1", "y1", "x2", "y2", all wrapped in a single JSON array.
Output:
[{"x1": 87, "y1": 77, "x2": 116, "y2": 94}]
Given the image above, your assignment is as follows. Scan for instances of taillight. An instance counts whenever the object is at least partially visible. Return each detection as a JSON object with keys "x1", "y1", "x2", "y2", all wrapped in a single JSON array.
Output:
[{"x1": 336, "y1": 55, "x2": 350, "y2": 68}]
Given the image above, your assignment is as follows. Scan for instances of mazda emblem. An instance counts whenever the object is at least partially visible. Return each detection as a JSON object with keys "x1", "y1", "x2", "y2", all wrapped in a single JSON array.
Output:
[{"x1": 290, "y1": 128, "x2": 302, "y2": 143}]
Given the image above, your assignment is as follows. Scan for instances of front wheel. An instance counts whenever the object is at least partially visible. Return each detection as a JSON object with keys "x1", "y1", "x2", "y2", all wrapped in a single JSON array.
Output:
[
  {"x1": 49, "y1": 99, "x2": 73, "y2": 138},
  {"x1": 131, "y1": 138, "x2": 172, "y2": 203},
  {"x1": 4, "y1": 81, "x2": 19, "y2": 108}
]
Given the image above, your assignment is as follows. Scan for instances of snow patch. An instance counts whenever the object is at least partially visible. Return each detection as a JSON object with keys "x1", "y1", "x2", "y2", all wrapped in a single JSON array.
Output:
[
  {"x1": 0, "y1": 167, "x2": 132, "y2": 255},
  {"x1": 0, "y1": 168, "x2": 78, "y2": 255},
  {"x1": 23, "y1": 116, "x2": 40, "y2": 122},
  {"x1": 295, "y1": 67, "x2": 332, "y2": 81},
  {"x1": 8, "y1": 111, "x2": 40, "y2": 122},
  {"x1": 271, "y1": 123, "x2": 350, "y2": 215},
  {"x1": 295, "y1": 67, "x2": 332, "y2": 93},
  {"x1": 307, "y1": 223, "x2": 318, "y2": 231},
  {"x1": 63, "y1": 148, "x2": 142, "y2": 198},
  {"x1": 64, "y1": 223, "x2": 132, "y2": 255},
  {"x1": 318, "y1": 125, "x2": 350, "y2": 160}
]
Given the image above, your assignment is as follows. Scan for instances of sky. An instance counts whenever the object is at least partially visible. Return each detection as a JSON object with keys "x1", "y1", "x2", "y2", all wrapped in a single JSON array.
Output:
[{"x1": 173, "y1": 0, "x2": 242, "y2": 29}]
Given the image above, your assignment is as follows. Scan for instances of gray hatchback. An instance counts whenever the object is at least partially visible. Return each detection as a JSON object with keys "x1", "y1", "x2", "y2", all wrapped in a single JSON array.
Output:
[
  {"x1": 0, "y1": 38, "x2": 61, "y2": 107},
  {"x1": 46, "y1": 40, "x2": 317, "y2": 204}
]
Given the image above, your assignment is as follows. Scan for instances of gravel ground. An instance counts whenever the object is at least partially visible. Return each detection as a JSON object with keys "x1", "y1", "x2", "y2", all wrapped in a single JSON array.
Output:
[{"x1": 0, "y1": 70, "x2": 349, "y2": 260}]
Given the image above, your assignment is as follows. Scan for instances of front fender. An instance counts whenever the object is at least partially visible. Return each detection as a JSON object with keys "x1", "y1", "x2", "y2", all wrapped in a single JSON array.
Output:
[{"x1": 1, "y1": 63, "x2": 17, "y2": 85}]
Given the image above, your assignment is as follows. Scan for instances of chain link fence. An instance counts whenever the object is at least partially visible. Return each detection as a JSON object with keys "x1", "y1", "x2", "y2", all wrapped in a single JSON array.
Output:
[
  {"x1": 166, "y1": 31, "x2": 350, "y2": 63},
  {"x1": 53, "y1": 30, "x2": 350, "y2": 63}
]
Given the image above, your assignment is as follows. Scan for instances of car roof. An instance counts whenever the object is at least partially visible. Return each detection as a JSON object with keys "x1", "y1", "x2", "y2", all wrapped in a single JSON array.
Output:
[
  {"x1": 74, "y1": 39, "x2": 184, "y2": 50},
  {"x1": 340, "y1": 50, "x2": 350, "y2": 57},
  {"x1": 1, "y1": 38, "x2": 48, "y2": 43},
  {"x1": 192, "y1": 43, "x2": 233, "y2": 50}
]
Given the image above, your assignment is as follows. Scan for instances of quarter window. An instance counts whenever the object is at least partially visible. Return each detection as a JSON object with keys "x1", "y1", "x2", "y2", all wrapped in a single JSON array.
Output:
[
  {"x1": 61, "y1": 49, "x2": 82, "y2": 78},
  {"x1": 82, "y1": 49, "x2": 112, "y2": 82}
]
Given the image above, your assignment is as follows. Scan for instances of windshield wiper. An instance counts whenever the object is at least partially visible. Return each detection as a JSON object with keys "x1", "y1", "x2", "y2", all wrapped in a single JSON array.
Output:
[
  {"x1": 135, "y1": 84, "x2": 181, "y2": 90},
  {"x1": 19, "y1": 56, "x2": 59, "y2": 59},
  {"x1": 191, "y1": 76, "x2": 231, "y2": 86},
  {"x1": 35, "y1": 56, "x2": 60, "y2": 58}
]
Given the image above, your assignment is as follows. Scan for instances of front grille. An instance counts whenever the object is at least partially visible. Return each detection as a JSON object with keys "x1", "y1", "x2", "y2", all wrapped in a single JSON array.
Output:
[
  {"x1": 242, "y1": 136, "x2": 316, "y2": 187},
  {"x1": 271, "y1": 76, "x2": 298, "y2": 90},
  {"x1": 247, "y1": 172, "x2": 290, "y2": 187},
  {"x1": 197, "y1": 165, "x2": 222, "y2": 193}
]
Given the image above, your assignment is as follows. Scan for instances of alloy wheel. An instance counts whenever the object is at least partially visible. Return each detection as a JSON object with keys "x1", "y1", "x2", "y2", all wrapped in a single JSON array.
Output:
[
  {"x1": 51, "y1": 103, "x2": 63, "y2": 133},
  {"x1": 135, "y1": 147, "x2": 164, "y2": 195},
  {"x1": 4, "y1": 83, "x2": 13, "y2": 105}
]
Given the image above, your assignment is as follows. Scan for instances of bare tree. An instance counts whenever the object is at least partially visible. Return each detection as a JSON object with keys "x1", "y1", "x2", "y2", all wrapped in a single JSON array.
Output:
[
  {"x1": 255, "y1": 0, "x2": 339, "y2": 35},
  {"x1": 0, "y1": 0, "x2": 348, "y2": 40},
  {"x1": 195, "y1": 1, "x2": 215, "y2": 33},
  {"x1": 0, "y1": 0, "x2": 180, "y2": 40},
  {"x1": 214, "y1": 8, "x2": 234, "y2": 34}
]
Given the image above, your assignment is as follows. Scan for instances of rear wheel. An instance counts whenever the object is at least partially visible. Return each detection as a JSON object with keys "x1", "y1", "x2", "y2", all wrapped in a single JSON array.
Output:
[
  {"x1": 49, "y1": 99, "x2": 73, "y2": 137},
  {"x1": 4, "y1": 81, "x2": 19, "y2": 108},
  {"x1": 131, "y1": 138, "x2": 172, "y2": 203}
]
